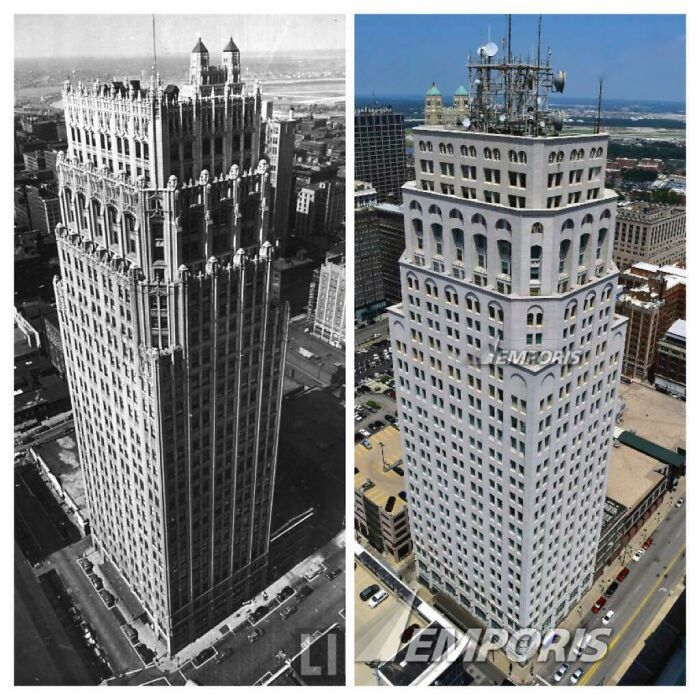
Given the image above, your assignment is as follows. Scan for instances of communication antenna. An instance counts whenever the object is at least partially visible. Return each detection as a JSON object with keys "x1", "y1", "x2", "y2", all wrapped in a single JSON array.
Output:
[
  {"x1": 152, "y1": 15, "x2": 158, "y2": 75},
  {"x1": 595, "y1": 78, "x2": 604, "y2": 134}
]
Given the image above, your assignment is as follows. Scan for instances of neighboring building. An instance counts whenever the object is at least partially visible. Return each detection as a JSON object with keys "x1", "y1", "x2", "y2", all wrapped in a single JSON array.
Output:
[
  {"x1": 264, "y1": 111, "x2": 299, "y2": 255},
  {"x1": 26, "y1": 183, "x2": 62, "y2": 237},
  {"x1": 389, "y1": 42, "x2": 627, "y2": 657},
  {"x1": 424, "y1": 83, "x2": 470, "y2": 127},
  {"x1": 616, "y1": 289, "x2": 662, "y2": 381},
  {"x1": 294, "y1": 179, "x2": 344, "y2": 243},
  {"x1": 354, "y1": 182, "x2": 405, "y2": 319},
  {"x1": 42, "y1": 310, "x2": 66, "y2": 378},
  {"x1": 355, "y1": 106, "x2": 406, "y2": 203},
  {"x1": 312, "y1": 251, "x2": 345, "y2": 348},
  {"x1": 613, "y1": 202, "x2": 686, "y2": 269},
  {"x1": 53, "y1": 39, "x2": 289, "y2": 656},
  {"x1": 354, "y1": 426, "x2": 412, "y2": 564},
  {"x1": 655, "y1": 320, "x2": 686, "y2": 398}
]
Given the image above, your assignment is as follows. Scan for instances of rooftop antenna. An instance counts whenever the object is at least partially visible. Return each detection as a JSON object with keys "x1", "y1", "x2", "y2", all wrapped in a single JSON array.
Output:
[
  {"x1": 595, "y1": 78, "x2": 604, "y2": 134},
  {"x1": 152, "y1": 15, "x2": 158, "y2": 76},
  {"x1": 534, "y1": 15, "x2": 542, "y2": 134}
]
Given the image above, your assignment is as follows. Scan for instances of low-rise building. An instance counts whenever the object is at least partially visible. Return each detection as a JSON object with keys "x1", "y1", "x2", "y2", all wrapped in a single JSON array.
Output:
[
  {"x1": 312, "y1": 252, "x2": 345, "y2": 348},
  {"x1": 655, "y1": 319, "x2": 686, "y2": 398}
]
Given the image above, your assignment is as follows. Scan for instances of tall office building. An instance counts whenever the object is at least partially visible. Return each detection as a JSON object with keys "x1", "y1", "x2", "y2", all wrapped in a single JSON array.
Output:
[
  {"x1": 389, "y1": 38, "x2": 627, "y2": 656},
  {"x1": 312, "y1": 251, "x2": 346, "y2": 348},
  {"x1": 53, "y1": 39, "x2": 289, "y2": 655},
  {"x1": 355, "y1": 106, "x2": 406, "y2": 203}
]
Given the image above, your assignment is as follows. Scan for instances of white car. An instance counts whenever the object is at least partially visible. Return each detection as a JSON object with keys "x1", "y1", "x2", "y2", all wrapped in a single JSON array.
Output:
[
  {"x1": 368, "y1": 590, "x2": 388, "y2": 609},
  {"x1": 676, "y1": 497, "x2": 684, "y2": 508},
  {"x1": 359, "y1": 428, "x2": 371, "y2": 438},
  {"x1": 553, "y1": 663, "x2": 568, "y2": 682},
  {"x1": 602, "y1": 610, "x2": 615, "y2": 625},
  {"x1": 632, "y1": 548, "x2": 645, "y2": 562},
  {"x1": 570, "y1": 668, "x2": 584, "y2": 685}
]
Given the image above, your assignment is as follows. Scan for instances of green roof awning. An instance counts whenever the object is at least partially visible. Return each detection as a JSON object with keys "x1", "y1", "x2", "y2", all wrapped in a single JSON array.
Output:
[{"x1": 618, "y1": 431, "x2": 685, "y2": 469}]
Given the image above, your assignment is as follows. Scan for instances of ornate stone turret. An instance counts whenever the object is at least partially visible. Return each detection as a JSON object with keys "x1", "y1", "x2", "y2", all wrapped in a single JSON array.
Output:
[{"x1": 222, "y1": 36, "x2": 241, "y2": 84}]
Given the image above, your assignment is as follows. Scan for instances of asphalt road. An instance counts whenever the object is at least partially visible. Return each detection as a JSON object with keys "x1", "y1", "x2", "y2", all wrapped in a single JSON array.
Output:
[
  {"x1": 355, "y1": 318, "x2": 389, "y2": 348},
  {"x1": 183, "y1": 544, "x2": 346, "y2": 685},
  {"x1": 538, "y1": 498, "x2": 686, "y2": 686}
]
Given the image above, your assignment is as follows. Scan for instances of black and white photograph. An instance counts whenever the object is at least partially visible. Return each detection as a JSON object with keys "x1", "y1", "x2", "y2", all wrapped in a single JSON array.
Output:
[{"x1": 13, "y1": 12, "x2": 345, "y2": 686}]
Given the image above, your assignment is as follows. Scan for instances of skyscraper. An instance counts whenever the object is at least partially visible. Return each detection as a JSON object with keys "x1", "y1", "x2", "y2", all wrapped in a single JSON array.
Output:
[
  {"x1": 355, "y1": 106, "x2": 406, "y2": 203},
  {"x1": 53, "y1": 38, "x2": 289, "y2": 655},
  {"x1": 388, "y1": 37, "x2": 627, "y2": 657}
]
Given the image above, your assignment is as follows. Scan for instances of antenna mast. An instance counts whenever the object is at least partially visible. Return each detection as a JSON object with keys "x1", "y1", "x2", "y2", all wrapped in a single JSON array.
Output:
[
  {"x1": 152, "y1": 15, "x2": 158, "y2": 75},
  {"x1": 595, "y1": 78, "x2": 603, "y2": 134}
]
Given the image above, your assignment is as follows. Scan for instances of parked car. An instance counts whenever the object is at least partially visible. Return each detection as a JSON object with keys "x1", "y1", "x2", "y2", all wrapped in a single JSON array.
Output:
[
  {"x1": 122, "y1": 624, "x2": 138, "y2": 643},
  {"x1": 553, "y1": 663, "x2": 568, "y2": 682},
  {"x1": 605, "y1": 581, "x2": 619, "y2": 597},
  {"x1": 297, "y1": 585, "x2": 313, "y2": 600},
  {"x1": 384, "y1": 414, "x2": 397, "y2": 424},
  {"x1": 676, "y1": 497, "x2": 684, "y2": 508},
  {"x1": 602, "y1": 610, "x2": 616, "y2": 625},
  {"x1": 248, "y1": 628, "x2": 264, "y2": 643},
  {"x1": 89, "y1": 574, "x2": 103, "y2": 591},
  {"x1": 78, "y1": 557, "x2": 93, "y2": 573},
  {"x1": 616, "y1": 567, "x2": 630, "y2": 582},
  {"x1": 276, "y1": 585, "x2": 295, "y2": 604},
  {"x1": 368, "y1": 590, "x2": 388, "y2": 609},
  {"x1": 215, "y1": 648, "x2": 233, "y2": 664},
  {"x1": 359, "y1": 428, "x2": 371, "y2": 438},
  {"x1": 642, "y1": 537, "x2": 653, "y2": 550},
  {"x1": 632, "y1": 548, "x2": 645, "y2": 562},
  {"x1": 280, "y1": 605, "x2": 297, "y2": 620},
  {"x1": 359, "y1": 584, "x2": 380, "y2": 602},
  {"x1": 591, "y1": 596, "x2": 606, "y2": 613},
  {"x1": 325, "y1": 568, "x2": 342, "y2": 581},
  {"x1": 570, "y1": 668, "x2": 584, "y2": 685},
  {"x1": 361, "y1": 439, "x2": 372, "y2": 450},
  {"x1": 99, "y1": 589, "x2": 116, "y2": 607}
]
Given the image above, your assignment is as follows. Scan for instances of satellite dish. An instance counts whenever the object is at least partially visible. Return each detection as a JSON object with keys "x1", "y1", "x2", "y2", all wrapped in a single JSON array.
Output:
[
  {"x1": 552, "y1": 111, "x2": 564, "y2": 131},
  {"x1": 498, "y1": 113, "x2": 507, "y2": 124},
  {"x1": 483, "y1": 42, "x2": 498, "y2": 58},
  {"x1": 553, "y1": 71, "x2": 566, "y2": 93},
  {"x1": 462, "y1": 117, "x2": 471, "y2": 129}
]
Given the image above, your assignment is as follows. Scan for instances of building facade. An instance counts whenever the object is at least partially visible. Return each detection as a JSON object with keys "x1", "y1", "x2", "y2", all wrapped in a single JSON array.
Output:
[
  {"x1": 53, "y1": 39, "x2": 289, "y2": 656},
  {"x1": 613, "y1": 202, "x2": 685, "y2": 269},
  {"x1": 389, "y1": 47, "x2": 627, "y2": 654},
  {"x1": 655, "y1": 320, "x2": 686, "y2": 398},
  {"x1": 355, "y1": 106, "x2": 406, "y2": 203},
  {"x1": 312, "y1": 251, "x2": 345, "y2": 348}
]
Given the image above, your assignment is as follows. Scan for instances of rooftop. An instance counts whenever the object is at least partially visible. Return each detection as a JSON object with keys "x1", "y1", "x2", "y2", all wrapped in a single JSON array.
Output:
[
  {"x1": 617, "y1": 202, "x2": 685, "y2": 223},
  {"x1": 33, "y1": 430, "x2": 86, "y2": 513},
  {"x1": 607, "y1": 442, "x2": 665, "y2": 510},
  {"x1": 666, "y1": 319, "x2": 687, "y2": 341},
  {"x1": 354, "y1": 426, "x2": 407, "y2": 512}
]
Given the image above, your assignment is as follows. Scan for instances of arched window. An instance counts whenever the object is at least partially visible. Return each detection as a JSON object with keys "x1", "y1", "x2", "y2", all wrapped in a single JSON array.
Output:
[
  {"x1": 446, "y1": 144, "x2": 454, "y2": 155},
  {"x1": 531, "y1": 222, "x2": 544, "y2": 234},
  {"x1": 460, "y1": 145, "x2": 468, "y2": 156},
  {"x1": 124, "y1": 213, "x2": 138, "y2": 254},
  {"x1": 468, "y1": 145, "x2": 477, "y2": 157},
  {"x1": 518, "y1": 151, "x2": 527, "y2": 163},
  {"x1": 418, "y1": 141, "x2": 426, "y2": 152},
  {"x1": 427, "y1": 142, "x2": 433, "y2": 152},
  {"x1": 582, "y1": 213, "x2": 594, "y2": 228},
  {"x1": 428, "y1": 204, "x2": 442, "y2": 217},
  {"x1": 444, "y1": 286, "x2": 458, "y2": 305},
  {"x1": 412, "y1": 219, "x2": 423, "y2": 249},
  {"x1": 439, "y1": 142, "x2": 447, "y2": 154},
  {"x1": 492, "y1": 148, "x2": 501, "y2": 160},
  {"x1": 107, "y1": 205, "x2": 120, "y2": 245},
  {"x1": 91, "y1": 199, "x2": 104, "y2": 239},
  {"x1": 409, "y1": 200, "x2": 422, "y2": 212},
  {"x1": 471, "y1": 213, "x2": 486, "y2": 227},
  {"x1": 431, "y1": 223, "x2": 443, "y2": 255},
  {"x1": 597, "y1": 228, "x2": 607, "y2": 260},
  {"x1": 597, "y1": 147, "x2": 603, "y2": 157},
  {"x1": 76, "y1": 193, "x2": 88, "y2": 231},
  {"x1": 452, "y1": 229, "x2": 464, "y2": 262},
  {"x1": 63, "y1": 187, "x2": 75, "y2": 223},
  {"x1": 498, "y1": 240, "x2": 512, "y2": 276},
  {"x1": 565, "y1": 301, "x2": 578, "y2": 320},
  {"x1": 425, "y1": 279, "x2": 438, "y2": 298},
  {"x1": 449, "y1": 208, "x2": 464, "y2": 222},
  {"x1": 570, "y1": 149, "x2": 578, "y2": 161},
  {"x1": 579, "y1": 233, "x2": 590, "y2": 266},
  {"x1": 600, "y1": 209, "x2": 611, "y2": 221},
  {"x1": 488, "y1": 302, "x2": 504, "y2": 323},
  {"x1": 561, "y1": 218, "x2": 575, "y2": 233},
  {"x1": 549, "y1": 152, "x2": 556, "y2": 164},
  {"x1": 590, "y1": 147, "x2": 597, "y2": 158},
  {"x1": 530, "y1": 245, "x2": 542, "y2": 281},
  {"x1": 578, "y1": 149, "x2": 585, "y2": 160},
  {"x1": 527, "y1": 307, "x2": 544, "y2": 326},
  {"x1": 495, "y1": 218, "x2": 512, "y2": 232},
  {"x1": 508, "y1": 149, "x2": 518, "y2": 163},
  {"x1": 465, "y1": 295, "x2": 480, "y2": 314},
  {"x1": 559, "y1": 240, "x2": 571, "y2": 274},
  {"x1": 474, "y1": 234, "x2": 487, "y2": 269},
  {"x1": 483, "y1": 147, "x2": 492, "y2": 160},
  {"x1": 556, "y1": 151, "x2": 564, "y2": 163}
]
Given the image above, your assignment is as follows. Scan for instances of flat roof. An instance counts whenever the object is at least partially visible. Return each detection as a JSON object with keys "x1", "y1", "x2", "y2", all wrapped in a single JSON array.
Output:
[
  {"x1": 354, "y1": 426, "x2": 407, "y2": 512},
  {"x1": 607, "y1": 443, "x2": 665, "y2": 510},
  {"x1": 666, "y1": 319, "x2": 686, "y2": 341},
  {"x1": 34, "y1": 430, "x2": 86, "y2": 512}
]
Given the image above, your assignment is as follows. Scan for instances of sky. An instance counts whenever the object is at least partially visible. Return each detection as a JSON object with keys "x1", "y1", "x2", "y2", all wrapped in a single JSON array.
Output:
[
  {"x1": 355, "y1": 14, "x2": 685, "y2": 102},
  {"x1": 14, "y1": 14, "x2": 345, "y2": 59}
]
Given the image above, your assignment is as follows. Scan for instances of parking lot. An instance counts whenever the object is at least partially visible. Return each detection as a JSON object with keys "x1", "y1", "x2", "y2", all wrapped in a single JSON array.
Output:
[
  {"x1": 355, "y1": 339, "x2": 393, "y2": 384},
  {"x1": 354, "y1": 387, "x2": 398, "y2": 443}
]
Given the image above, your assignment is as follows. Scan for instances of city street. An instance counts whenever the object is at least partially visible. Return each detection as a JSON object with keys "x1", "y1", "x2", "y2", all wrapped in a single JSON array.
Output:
[{"x1": 536, "y1": 497, "x2": 686, "y2": 686}]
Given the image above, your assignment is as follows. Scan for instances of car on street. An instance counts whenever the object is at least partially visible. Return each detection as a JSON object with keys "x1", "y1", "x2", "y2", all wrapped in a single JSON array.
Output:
[
  {"x1": 99, "y1": 589, "x2": 116, "y2": 607},
  {"x1": 553, "y1": 663, "x2": 568, "y2": 682},
  {"x1": 276, "y1": 585, "x2": 295, "y2": 604},
  {"x1": 591, "y1": 596, "x2": 606, "y2": 613},
  {"x1": 604, "y1": 581, "x2": 619, "y2": 597},
  {"x1": 602, "y1": 610, "x2": 616, "y2": 625},
  {"x1": 122, "y1": 624, "x2": 138, "y2": 643},
  {"x1": 632, "y1": 548, "x2": 645, "y2": 562},
  {"x1": 616, "y1": 567, "x2": 630, "y2": 582},
  {"x1": 78, "y1": 557, "x2": 93, "y2": 573},
  {"x1": 248, "y1": 628, "x2": 264, "y2": 643},
  {"x1": 194, "y1": 648, "x2": 215, "y2": 666},
  {"x1": 359, "y1": 584, "x2": 380, "y2": 601},
  {"x1": 676, "y1": 497, "x2": 684, "y2": 508},
  {"x1": 249, "y1": 605, "x2": 269, "y2": 623},
  {"x1": 570, "y1": 668, "x2": 584, "y2": 685},
  {"x1": 280, "y1": 605, "x2": 297, "y2": 620},
  {"x1": 297, "y1": 584, "x2": 313, "y2": 600},
  {"x1": 325, "y1": 568, "x2": 342, "y2": 581},
  {"x1": 642, "y1": 537, "x2": 653, "y2": 550},
  {"x1": 89, "y1": 574, "x2": 103, "y2": 590},
  {"x1": 361, "y1": 439, "x2": 372, "y2": 450},
  {"x1": 215, "y1": 648, "x2": 233, "y2": 664},
  {"x1": 368, "y1": 590, "x2": 388, "y2": 609}
]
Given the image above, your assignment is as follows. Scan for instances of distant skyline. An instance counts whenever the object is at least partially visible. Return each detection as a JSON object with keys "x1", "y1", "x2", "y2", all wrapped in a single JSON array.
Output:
[
  {"x1": 355, "y1": 14, "x2": 685, "y2": 102},
  {"x1": 14, "y1": 14, "x2": 345, "y2": 59}
]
